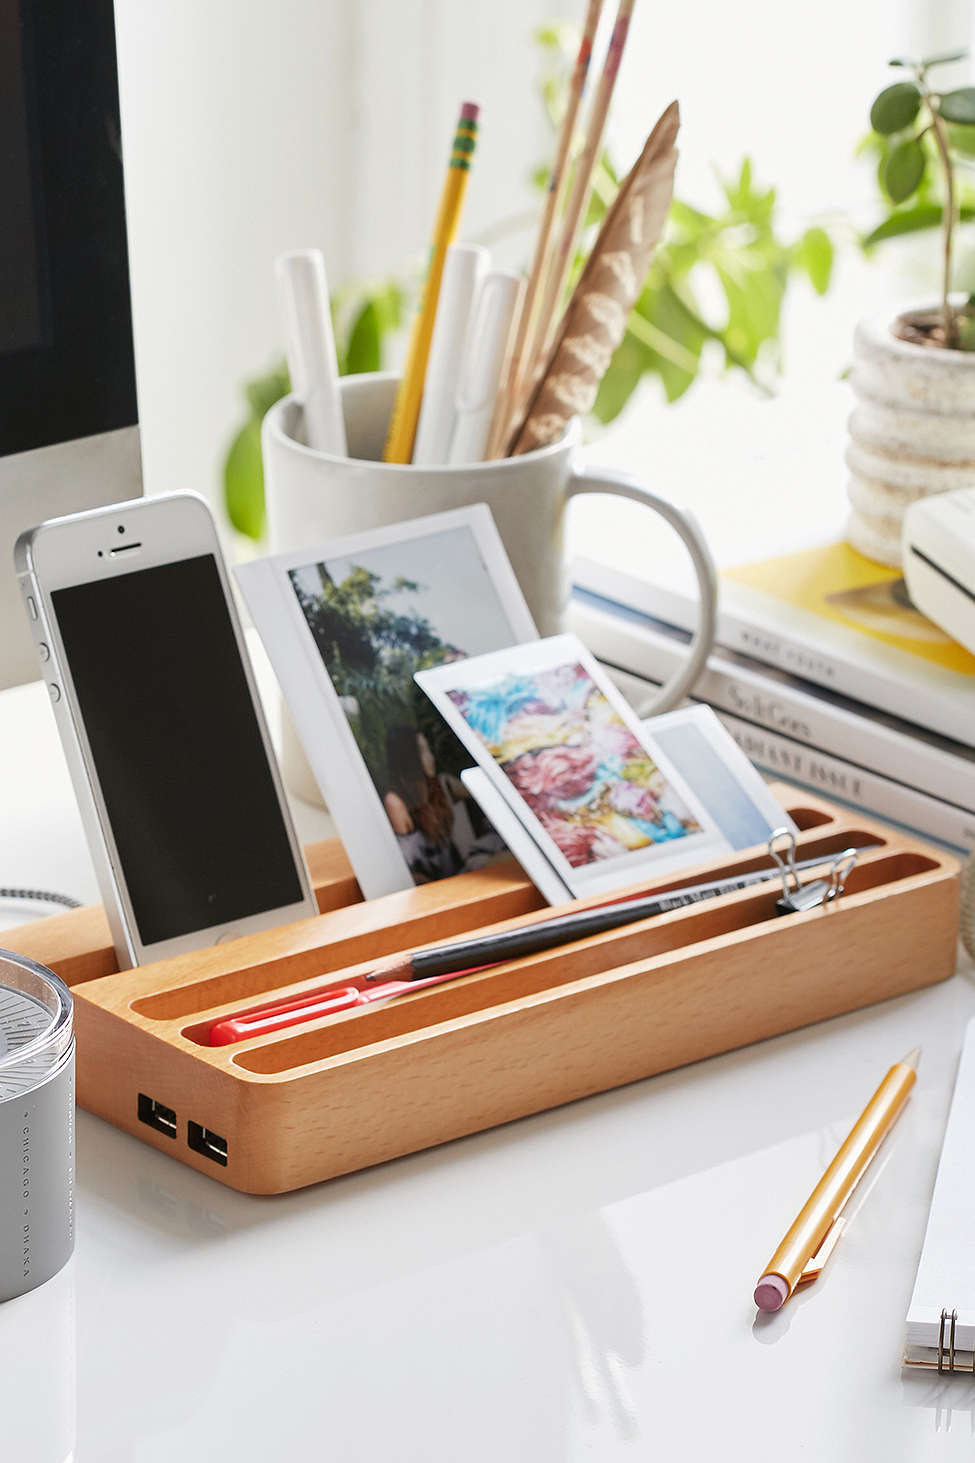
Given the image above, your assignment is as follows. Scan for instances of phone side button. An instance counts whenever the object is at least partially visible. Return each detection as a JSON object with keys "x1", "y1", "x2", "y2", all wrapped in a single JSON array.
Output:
[
  {"x1": 38, "y1": 643, "x2": 50, "y2": 662},
  {"x1": 25, "y1": 595, "x2": 38, "y2": 621},
  {"x1": 48, "y1": 683, "x2": 61, "y2": 702}
]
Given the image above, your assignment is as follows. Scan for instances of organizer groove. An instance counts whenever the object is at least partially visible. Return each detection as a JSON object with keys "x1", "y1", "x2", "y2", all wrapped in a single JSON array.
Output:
[{"x1": 2, "y1": 787, "x2": 960, "y2": 1193}]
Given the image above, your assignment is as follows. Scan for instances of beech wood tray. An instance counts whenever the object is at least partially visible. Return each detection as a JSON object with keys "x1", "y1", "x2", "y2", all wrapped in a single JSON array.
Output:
[{"x1": 3, "y1": 786, "x2": 960, "y2": 1193}]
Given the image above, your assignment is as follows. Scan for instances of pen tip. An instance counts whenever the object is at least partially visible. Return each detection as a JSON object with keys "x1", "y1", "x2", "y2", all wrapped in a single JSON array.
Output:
[{"x1": 900, "y1": 1045, "x2": 922, "y2": 1072}]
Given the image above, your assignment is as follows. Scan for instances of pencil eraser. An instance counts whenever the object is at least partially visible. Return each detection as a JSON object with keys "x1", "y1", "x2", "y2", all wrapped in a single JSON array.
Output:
[
  {"x1": 753, "y1": 1274, "x2": 789, "y2": 1312},
  {"x1": 460, "y1": 101, "x2": 480, "y2": 123}
]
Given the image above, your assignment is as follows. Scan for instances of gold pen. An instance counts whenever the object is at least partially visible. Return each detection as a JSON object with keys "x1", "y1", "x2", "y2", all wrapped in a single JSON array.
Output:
[{"x1": 754, "y1": 1046, "x2": 920, "y2": 1312}]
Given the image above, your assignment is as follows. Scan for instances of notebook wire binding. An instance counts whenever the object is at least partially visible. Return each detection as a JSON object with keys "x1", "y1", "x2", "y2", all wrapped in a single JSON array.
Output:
[
  {"x1": 939, "y1": 1309, "x2": 975, "y2": 1374},
  {"x1": 904, "y1": 1308, "x2": 975, "y2": 1373}
]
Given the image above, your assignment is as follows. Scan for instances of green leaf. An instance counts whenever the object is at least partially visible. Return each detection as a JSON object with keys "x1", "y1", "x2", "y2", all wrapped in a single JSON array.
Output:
[
  {"x1": 370, "y1": 279, "x2": 406, "y2": 336},
  {"x1": 714, "y1": 259, "x2": 784, "y2": 367},
  {"x1": 668, "y1": 199, "x2": 715, "y2": 231},
  {"x1": 534, "y1": 21, "x2": 577, "y2": 52},
  {"x1": 921, "y1": 49, "x2": 969, "y2": 69},
  {"x1": 862, "y1": 202, "x2": 942, "y2": 244},
  {"x1": 872, "y1": 130, "x2": 941, "y2": 207},
  {"x1": 592, "y1": 281, "x2": 708, "y2": 420},
  {"x1": 592, "y1": 333, "x2": 652, "y2": 422},
  {"x1": 887, "y1": 57, "x2": 916, "y2": 68},
  {"x1": 642, "y1": 282, "x2": 708, "y2": 402},
  {"x1": 870, "y1": 81, "x2": 922, "y2": 134},
  {"x1": 796, "y1": 226, "x2": 834, "y2": 294},
  {"x1": 223, "y1": 420, "x2": 265, "y2": 540},
  {"x1": 939, "y1": 87, "x2": 975, "y2": 124},
  {"x1": 344, "y1": 299, "x2": 382, "y2": 374},
  {"x1": 947, "y1": 122, "x2": 975, "y2": 156},
  {"x1": 855, "y1": 130, "x2": 886, "y2": 159},
  {"x1": 862, "y1": 201, "x2": 975, "y2": 244},
  {"x1": 244, "y1": 362, "x2": 290, "y2": 420},
  {"x1": 717, "y1": 156, "x2": 776, "y2": 225},
  {"x1": 882, "y1": 137, "x2": 926, "y2": 201}
]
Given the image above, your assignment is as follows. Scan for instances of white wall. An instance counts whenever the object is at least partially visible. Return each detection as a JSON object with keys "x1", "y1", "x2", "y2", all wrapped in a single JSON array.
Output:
[
  {"x1": 347, "y1": 0, "x2": 555, "y2": 280},
  {"x1": 611, "y1": 0, "x2": 973, "y2": 219},
  {"x1": 114, "y1": 0, "x2": 355, "y2": 519}
]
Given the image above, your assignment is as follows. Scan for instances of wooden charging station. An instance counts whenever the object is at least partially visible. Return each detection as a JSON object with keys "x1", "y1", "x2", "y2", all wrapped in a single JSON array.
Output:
[{"x1": 4, "y1": 787, "x2": 960, "y2": 1194}]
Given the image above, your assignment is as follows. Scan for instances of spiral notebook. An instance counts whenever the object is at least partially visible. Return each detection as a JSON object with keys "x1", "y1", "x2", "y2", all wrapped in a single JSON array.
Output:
[{"x1": 905, "y1": 1018, "x2": 975, "y2": 1371}]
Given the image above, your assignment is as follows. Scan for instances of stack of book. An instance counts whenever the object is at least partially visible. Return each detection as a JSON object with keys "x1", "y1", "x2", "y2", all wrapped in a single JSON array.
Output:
[{"x1": 569, "y1": 538, "x2": 975, "y2": 850}]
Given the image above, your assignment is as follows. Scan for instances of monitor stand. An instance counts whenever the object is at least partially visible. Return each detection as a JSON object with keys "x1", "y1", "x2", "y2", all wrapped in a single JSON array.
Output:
[{"x1": 2, "y1": 425, "x2": 142, "y2": 688}]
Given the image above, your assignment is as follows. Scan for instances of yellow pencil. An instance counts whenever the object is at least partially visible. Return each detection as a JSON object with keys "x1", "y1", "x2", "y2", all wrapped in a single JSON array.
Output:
[{"x1": 384, "y1": 102, "x2": 480, "y2": 463}]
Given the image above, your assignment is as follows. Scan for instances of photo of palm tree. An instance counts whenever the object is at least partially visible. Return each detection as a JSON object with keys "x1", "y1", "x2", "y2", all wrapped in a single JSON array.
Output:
[{"x1": 288, "y1": 525, "x2": 522, "y2": 883}]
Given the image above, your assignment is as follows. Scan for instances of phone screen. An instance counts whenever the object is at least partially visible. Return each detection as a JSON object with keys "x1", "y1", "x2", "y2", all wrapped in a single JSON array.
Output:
[{"x1": 51, "y1": 554, "x2": 305, "y2": 946}]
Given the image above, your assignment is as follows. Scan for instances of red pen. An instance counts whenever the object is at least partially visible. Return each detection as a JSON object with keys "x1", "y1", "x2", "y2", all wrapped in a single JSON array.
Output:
[{"x1": 207, "y1": 970, "x2": 470, "y2": 1046}]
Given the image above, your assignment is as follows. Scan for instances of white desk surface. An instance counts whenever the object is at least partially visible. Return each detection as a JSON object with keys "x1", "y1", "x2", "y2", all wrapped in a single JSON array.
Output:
[{"x1": 3, "y1": 653, "x2": 975, "y2": 1462}]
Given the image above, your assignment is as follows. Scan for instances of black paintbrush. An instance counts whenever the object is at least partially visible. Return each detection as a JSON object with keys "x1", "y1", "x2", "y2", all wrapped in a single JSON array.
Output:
[{"x1": 365, "y1": 847, "x2": 874, "y2": 984}]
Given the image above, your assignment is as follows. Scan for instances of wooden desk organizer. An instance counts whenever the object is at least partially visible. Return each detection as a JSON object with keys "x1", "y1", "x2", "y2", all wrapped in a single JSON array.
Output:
[{"x1": 3, "y1": 787, "x2": 960, "y2": 1194}]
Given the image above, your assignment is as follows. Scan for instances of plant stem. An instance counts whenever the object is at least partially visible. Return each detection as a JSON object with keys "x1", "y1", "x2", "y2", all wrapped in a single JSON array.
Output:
[
  {"x1": 625, "y1": 310, "x2": 701, "y2": 372},
  {"x1": 923, "y1": 82, "x2": 958, "y2": 346}
]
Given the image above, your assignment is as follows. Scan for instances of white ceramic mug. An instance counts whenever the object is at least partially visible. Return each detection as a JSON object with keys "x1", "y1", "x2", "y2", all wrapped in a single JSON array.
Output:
[{"x1": 262, "y1": 372, "x2": 717, "y2": 803}]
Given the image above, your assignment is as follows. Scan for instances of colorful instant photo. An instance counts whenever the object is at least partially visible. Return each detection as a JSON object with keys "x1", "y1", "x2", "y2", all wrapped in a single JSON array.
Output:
[
  {"x1": 236, "y1": 506, "x2": 538, "y2": 899},
  {"x1": 416, "y1": 634, "x2": 795, "y2": 897}
]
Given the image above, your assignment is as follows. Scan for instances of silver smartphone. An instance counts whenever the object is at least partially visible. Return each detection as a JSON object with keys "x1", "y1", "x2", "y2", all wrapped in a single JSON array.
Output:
[{"x1": 14, "y1": 492, "x2": 317, "y2": 967}]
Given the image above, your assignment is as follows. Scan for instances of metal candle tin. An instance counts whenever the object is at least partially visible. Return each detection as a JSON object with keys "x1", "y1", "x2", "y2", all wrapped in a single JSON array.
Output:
[{"x1": 0, "y1": 950, "x2": 74, "y2": 1302}]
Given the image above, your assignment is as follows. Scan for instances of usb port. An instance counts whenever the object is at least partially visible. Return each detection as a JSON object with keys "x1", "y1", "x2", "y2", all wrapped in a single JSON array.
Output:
[
  {"x1": 138, "y1": 1093, "x2": 177, "y2": 1139},
  {"x1": 187, "y1": 1121, "x2": 228, "y2": 1166}
]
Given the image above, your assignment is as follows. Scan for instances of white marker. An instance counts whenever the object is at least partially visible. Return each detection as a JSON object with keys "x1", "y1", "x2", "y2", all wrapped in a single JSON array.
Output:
[
  {"x1": 448, "y1": 270, "x2": 524, "y2": 465},
  {"x1": 276, "y1": 249, "x2": 347, "y2": 456},
  {"x1": 413, "y1": 243, "x2": 487, "y2": 466}
]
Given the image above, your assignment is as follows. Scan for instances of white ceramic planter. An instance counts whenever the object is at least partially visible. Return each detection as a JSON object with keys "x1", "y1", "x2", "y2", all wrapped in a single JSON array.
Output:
[{"x1": 846, "y1": 305, "x2": 975, "y2": 567}]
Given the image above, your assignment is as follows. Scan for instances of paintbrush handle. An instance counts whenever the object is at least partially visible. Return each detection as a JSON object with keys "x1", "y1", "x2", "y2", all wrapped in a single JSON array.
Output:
[
  {"x1": 519, "y1": 0, "x2": 635, "y2": 411},
  {"x1": 489, "y1": 0, "x2": 605, "y2": 456},
  {"x1": 406, "y1": 858, "x2": 835, "y2": 980}
]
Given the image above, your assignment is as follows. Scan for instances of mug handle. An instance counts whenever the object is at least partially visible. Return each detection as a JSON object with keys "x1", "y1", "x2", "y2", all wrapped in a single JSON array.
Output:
[{"x1": 567, "y1": 465, "x2": 718, "y2": 716}]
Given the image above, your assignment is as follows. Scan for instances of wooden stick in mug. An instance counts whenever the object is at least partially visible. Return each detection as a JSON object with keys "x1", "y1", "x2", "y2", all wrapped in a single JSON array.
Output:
[
  {"x1": 514, "y1": 0, "x2": 636, "y2": 443},
  {"x1": 486, "y1": 0, "x2": 604, "y2": 458}
]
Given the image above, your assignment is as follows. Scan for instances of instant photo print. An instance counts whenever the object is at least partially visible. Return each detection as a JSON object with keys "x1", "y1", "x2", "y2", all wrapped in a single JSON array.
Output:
[{"x1": 236, "y1": 506, "x2": 538, "y2": 898}]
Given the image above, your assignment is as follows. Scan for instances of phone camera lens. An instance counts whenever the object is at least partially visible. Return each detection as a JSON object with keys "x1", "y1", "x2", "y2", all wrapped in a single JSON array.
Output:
[{"x1": 117, "y1": 525, "x2": 125, "y2": 534}]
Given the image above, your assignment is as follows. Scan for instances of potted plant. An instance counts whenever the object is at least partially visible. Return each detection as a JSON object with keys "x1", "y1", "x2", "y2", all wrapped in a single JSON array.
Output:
[{"x1": 848, "y1": 51, "x2": 975, "y2": 567}]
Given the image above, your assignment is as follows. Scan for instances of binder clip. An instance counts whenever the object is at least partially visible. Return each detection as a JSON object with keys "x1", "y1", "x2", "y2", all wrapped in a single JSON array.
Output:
[{"x1": 767, "y1": 829, "x2": 858, "y2": 916}]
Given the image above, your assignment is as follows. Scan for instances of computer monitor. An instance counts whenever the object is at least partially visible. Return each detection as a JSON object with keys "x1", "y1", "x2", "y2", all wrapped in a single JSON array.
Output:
[{"x1": 1, "y1": 0, "x2": 141, "y2": 688}]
